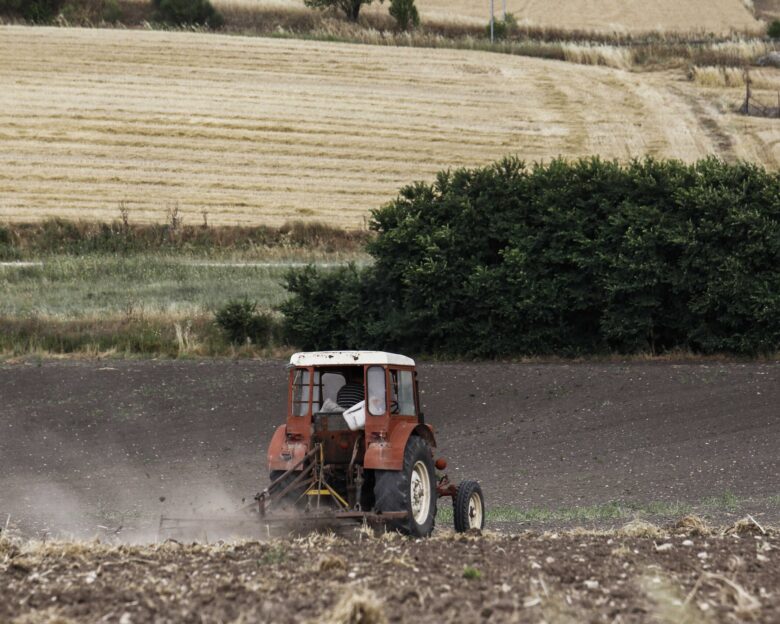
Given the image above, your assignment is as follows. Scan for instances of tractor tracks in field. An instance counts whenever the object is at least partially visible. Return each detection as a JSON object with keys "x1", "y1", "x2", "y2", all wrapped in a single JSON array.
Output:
[{"x1": 669, "y1": 85, "x2": 738, "y2": 162}]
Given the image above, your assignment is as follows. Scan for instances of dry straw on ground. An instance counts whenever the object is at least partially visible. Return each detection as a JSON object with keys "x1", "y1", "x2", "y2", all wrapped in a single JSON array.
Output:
[
  {"x1": 323, "y1": 588, "x2": 387, "y2": 624},
  {"x1": 2, "y1": 27, "x2": 778, "y2": 227},
  {"x1": 1, "y1": 522, "x2": 777, "y2": 623},
  {"x1": 691, "y1": 65, "x2": 780, "y2": 89}
]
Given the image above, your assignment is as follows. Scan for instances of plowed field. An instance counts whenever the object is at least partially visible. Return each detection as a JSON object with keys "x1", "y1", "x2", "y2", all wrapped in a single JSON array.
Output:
[
  {"x1": 0, "y1": 360, "x2": 778, "y2": 538},
  {"x1": 2, "y1": 359, "x2": 779, "y2": 622}
]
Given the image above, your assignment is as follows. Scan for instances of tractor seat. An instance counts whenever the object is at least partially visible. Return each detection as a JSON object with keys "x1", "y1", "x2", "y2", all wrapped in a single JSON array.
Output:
[{"x1": 336, "y1": 382, "x2": 365, "y2": 410}]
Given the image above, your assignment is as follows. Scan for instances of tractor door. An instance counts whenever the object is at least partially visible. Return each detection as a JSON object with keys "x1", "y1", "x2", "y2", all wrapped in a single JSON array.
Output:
[
  {"x1": 388, "y1": 367, "x2": 417, "y2": 422},
  {"x1": 363, "y1": 365, "x2": 436, "y2": 470},
  {"x1": 363, "y1": 365, "x2": 389, "y2": 440}
]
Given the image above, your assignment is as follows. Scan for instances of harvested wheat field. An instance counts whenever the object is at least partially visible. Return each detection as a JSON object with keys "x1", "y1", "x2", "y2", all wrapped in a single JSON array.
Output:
[
  {"x1": 1, "y1": 27, "x2": 777, "y2": 227},
  {"x1": 414, "y1": 0, "x2": 763, "y2": 32},
  {"x1": 242, "y1": 0, "x2": 764, "y2": 33}
]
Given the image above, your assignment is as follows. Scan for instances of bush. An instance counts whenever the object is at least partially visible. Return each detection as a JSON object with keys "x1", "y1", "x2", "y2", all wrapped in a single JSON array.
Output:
[
  {"x1": 152, "y1": 0, "x2": 223, "y2": 27},
  {"x1": 215, "y1": 298, "x2": 274, "y2": 346},
  {"x1": 103, "y1": 0, "x2": 120, "y2": 20},
  {"x1": 389, "y1": 0, "x2": 418, "y2": 30},
  {"x1": 61, "y1": 0, "x2": 122, "y2": 22},
  {"x1": 486, "y1": 13, "x2": 517, "y2": 40},
  {"x1": 0, "y1": 0, "x2": 65, "y2": 22},
  {"x1": 0, "y1": 226, "x2": 19, "y2": 261},
  {"x1": 281, "y1": 157, "x2": 780, "y2": 357},
  {"x1": 768, "y1": 20, "x2": 780, "y2": 39},
  {"x1": 281, "y1": 264, "x2": 380, "y2": 349}
]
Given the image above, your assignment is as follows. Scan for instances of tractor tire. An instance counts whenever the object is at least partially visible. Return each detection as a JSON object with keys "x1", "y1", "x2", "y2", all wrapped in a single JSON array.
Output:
[
  {"x1": 453, "y1": 480, "x2": 485, "y2": 532},
  {"x1": 373, "y1": 436, "x2": 437, "y2": 537}
]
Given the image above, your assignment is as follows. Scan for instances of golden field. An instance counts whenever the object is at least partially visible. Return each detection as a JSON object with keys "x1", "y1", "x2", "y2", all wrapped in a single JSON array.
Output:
[
  {"x1": 1, "y1": 26, "x2": 778, "y2": 227},
  {"x1": 419, "y1": 0, "x2": 762, "y2": 32},
  {"x1": 224, "y1": 0, "x2": 765, "y2": 33},
  {"x1": 423, "y1": 0, "x2": 761, "y2": 32}
]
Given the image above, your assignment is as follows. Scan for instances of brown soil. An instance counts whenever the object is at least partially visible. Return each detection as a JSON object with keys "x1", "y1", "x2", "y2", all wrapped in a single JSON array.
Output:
[
  {"x1": 1, "y1": 525, "x2": 778, "y2": 623},
  {"x1": 0, "y1": 360, "x2": 778, "y2": 538}
]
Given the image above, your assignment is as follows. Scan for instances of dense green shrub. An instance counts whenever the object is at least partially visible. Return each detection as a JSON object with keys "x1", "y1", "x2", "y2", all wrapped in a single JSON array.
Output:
[
  {"x1": 389, "y1": 0, "x2": 418, "y2": 30},
  {"x1": 216, "y1": 298, "x2": 274, "y2": 346},
  {"x1": 281, "y1": 157, "x2": 780, "y2": 357},
  {"x1": 486, "y1": 13, "x2": 517, "y2": 40},
  {"x1": 0, "y1": 225, "x2": 18, "y2": 261},
  {"x1": 152, "y1": 0, "x2": 223, "y2": 27},
  {"x1": 768, "y1": 20, "x2": 780, "y2": 39},
  {"x1": 281, "y1": 264, "x2": 382, "y2": 349},
  {"x1": 61, "y1": 0, "x2": 122, "y2": 23},
  {"x1": 0, "y1": 0, "x2": 65, "y2": 22}
]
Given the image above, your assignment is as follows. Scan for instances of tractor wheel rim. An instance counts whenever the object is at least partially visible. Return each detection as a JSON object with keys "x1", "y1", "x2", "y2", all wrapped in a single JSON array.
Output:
[
  {"x1": 467, "y1": 492, "x2": 483, "y2": 529},
  {"x1": 410, "y1": 460, "x2": 431, "y2": 525}
]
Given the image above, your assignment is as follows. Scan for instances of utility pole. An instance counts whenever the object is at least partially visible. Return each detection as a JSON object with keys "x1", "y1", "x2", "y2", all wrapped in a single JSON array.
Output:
[
  {"x1": 502, "y1": 0, "x2": 506, "y2": 20},
  {"x1": 490, "y1": 0, "x2": 494, "y2": 42}
]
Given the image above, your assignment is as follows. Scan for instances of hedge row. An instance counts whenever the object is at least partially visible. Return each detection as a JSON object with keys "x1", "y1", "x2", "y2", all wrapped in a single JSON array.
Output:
[{"x1": 281, "y1": 157, "x2": 780, "y2": 357}]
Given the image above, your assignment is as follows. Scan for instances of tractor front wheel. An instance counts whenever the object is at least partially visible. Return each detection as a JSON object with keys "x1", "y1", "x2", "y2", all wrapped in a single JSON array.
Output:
[
  {"x1": 374, "y1": 436, "x2": 437, "y2": 537},
  {"x1": 453, "y1": 480, "x2": 485, "y2": 532}
]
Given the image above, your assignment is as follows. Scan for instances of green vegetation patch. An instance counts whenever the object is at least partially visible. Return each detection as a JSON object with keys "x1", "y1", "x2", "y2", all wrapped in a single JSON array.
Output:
[
  {"x1": 437, "y1": 492, "x2": 774, "y2": 525},
  {"x1": 0, "y1": 254, "x2": 291, "y2": 319},
  {"x1": 0, "y1": 219, "x2": 369, "y2": 260},
  {"x1": 0, "y1": 219, "x2": 369, "y2": 357}
]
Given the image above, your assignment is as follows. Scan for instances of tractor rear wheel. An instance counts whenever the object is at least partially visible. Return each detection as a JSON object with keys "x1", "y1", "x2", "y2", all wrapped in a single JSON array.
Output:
[
  {"x1": 373, "y1": 436, "x2": 437, "y2": 537},
  {"x1": 453, "y1": 480, "x2": 485, "y2": 532}
]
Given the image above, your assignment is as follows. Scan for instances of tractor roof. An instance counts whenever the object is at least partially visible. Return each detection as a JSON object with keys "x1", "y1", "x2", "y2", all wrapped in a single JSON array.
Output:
[{"x1": 289, "y1": 351, "x2": 415, "y2": 367}]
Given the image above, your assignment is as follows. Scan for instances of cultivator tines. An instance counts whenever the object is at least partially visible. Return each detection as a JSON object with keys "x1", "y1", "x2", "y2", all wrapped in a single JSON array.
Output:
[
  {"x1": 256, "y1": 443, "x2": 351, "y2": 516},
  {"x1": 157, "y1": 442, "x2": 407, "y2": 542},
  {"x1": 157, "y1": 514, "x2": 261, "y2": 542}
]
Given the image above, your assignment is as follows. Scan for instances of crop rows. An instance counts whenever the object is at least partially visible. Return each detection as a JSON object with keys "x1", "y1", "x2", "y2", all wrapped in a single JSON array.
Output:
[{"x1": 0, "y1": 26, "x2": 777, "y2": 226}]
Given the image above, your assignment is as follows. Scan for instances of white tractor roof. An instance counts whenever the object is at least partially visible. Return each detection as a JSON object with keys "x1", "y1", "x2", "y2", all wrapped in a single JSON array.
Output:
[{"x1": 289, "y1": 351, "x2": 415, "y2": 367}]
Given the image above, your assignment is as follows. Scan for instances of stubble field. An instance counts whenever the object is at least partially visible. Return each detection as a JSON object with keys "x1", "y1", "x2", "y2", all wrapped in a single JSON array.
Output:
[
  {"x1": 222, "y1": 0, "x2": 765, "y2": 33},
  {"x1": 2, "y1": 26, "x2": 778, "y2": 227},
  {"x1": 2, "y1": 527, "x2": 779, "y2": 623},
  {"x1": 414, "y1": 0, "x2": 763, "y2": 31}
]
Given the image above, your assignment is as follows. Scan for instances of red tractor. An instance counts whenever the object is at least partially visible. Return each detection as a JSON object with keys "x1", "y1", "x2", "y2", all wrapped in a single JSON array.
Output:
[{"x1": 260, "y1": 351, "x2": 485, "y2": 536}]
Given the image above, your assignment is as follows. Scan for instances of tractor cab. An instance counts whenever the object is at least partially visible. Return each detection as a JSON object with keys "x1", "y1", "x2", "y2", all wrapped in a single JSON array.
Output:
[{"x1": 274, "y1": 351, "x2": 426, "y2": 469}]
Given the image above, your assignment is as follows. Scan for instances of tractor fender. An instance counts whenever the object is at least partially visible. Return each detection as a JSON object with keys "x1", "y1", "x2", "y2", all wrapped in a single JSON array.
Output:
[
  {"x1": 364, "y1": 422, "x2": 436, "y2": 470},
  {"x1": 267, "y1": 425, "x2": 308, "y2": 472}
]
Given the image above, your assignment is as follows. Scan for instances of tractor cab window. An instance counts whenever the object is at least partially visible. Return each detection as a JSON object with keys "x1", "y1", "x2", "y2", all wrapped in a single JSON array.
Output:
[
  {"x1": 312, "y1": 369, "x2": 366, "y2": 414},
  {"x1": 291, "y1": 368, "x2": 312, "y2": 416},
  {"x1": 390, "y1": 369, "x2": 416, "y2": 415},
  {"x1": 320, "y1": 371, "x2": 345, "y2": 410},
  {"x1": 367, "y1": 366, "x2": 386, "y2": 416},
  {"x1": 334, "y1": 369, "x2": 364, "y2": 410}
]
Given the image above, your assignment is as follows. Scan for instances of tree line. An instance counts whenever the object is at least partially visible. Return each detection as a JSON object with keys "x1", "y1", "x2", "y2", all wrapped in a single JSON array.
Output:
[
  {"x1": 281, "y1": 156, "x2": 780, "y2": 357},
  {"x1": 0, "y1": 0, "x2": 420, "y2": 30}
]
